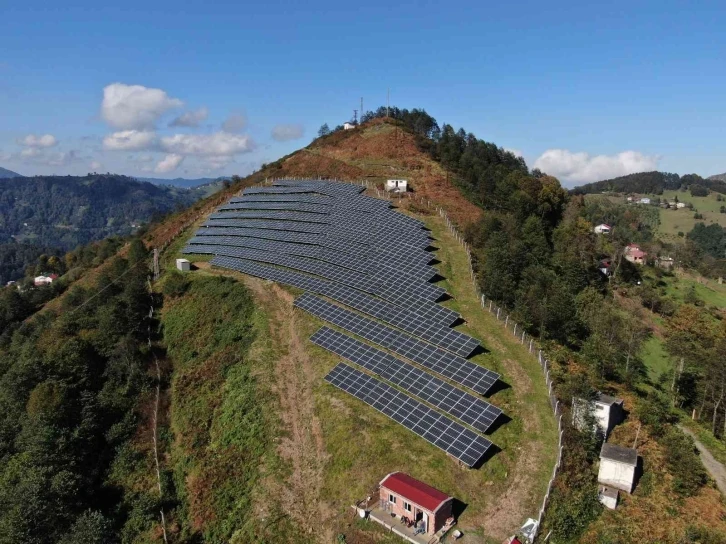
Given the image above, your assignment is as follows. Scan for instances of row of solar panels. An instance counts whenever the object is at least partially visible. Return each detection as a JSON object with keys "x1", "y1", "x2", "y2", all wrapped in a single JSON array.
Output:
[
  {"x1": 312, "y1": 327, "x2": 502, "y2": 433},
  {"x1": 186, "y1": 242, "x2": 442, "y2": 301},
  {"x1": 204, "y1": 218, "x2": 431, "y2": 250},
  {"x1": 207, "y1": 255, "x2": 466, "y2": 342},
  {"x1": 325, "y1": 363, "x2": 493, "y2": 467},
  {"x1": 187, "y1": 234, "x2": 435, "y2": 279}
]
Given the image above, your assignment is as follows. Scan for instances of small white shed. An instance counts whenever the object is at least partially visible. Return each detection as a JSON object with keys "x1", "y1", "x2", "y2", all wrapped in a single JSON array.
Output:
[
  {"x1": 176, "y1": 258, "x2": 191, "y2": 272},
  {"x1": 598, "y1": 485, "x2": 619, "y2": 510},
  {"x1": 594, "y1": 224, "x2": 611, "y2": 235},
  {"x1": 572, "y1": 392, "x2": 624, "y2": 439},
  {"x1": 598, "y1": 443, "x2": 638, "y2": 493},
  {"x1": 385, "y1": 179, "x2": 408, "y2": 193},
  {"x1": 343, "y1": 122, "x2": 356, "y2": 130}
]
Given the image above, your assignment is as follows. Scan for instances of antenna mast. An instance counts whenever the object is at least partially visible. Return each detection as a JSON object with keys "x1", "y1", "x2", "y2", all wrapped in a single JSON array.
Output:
[{"x1": 387, "y1": 88, "x2": 390, "y2": 117}]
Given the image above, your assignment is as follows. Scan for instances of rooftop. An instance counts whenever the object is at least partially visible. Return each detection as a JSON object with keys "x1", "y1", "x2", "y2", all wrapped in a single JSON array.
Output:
[
  {"x1": 380, "y1": 472, "x2": 451, "y2": 513},
  {"x1": 601, "y1": 443, "x2": 638, "y2": 466},
  {"x1": 596, "y1": 392, "x2": 624, "y2": 406}
]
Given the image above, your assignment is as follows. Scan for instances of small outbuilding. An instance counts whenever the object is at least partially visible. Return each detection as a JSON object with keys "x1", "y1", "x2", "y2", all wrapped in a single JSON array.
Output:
[
  {"x1": 573, "y1": 392, "x2": 625, "y2": 439},
  {"x1": 598, "y1": 485, "x2": 619, "y2": 510},
  {"x1": 594, "y1": 224, "x2": 611, "y2": 234},
  {"x1": 34, "y1": 274, "x2": 58, "y2": 286},
  {"x1": 385, "y1": 179, "x2": 408, "y2": 193},
  {"x1": 639, "y1": 197, "x2": 651, "y2": 205},
  {"x1": 176, "y1": 258, "x2": 191, "y2": 272},
  {"x1": 598, "y1": 443, "x2": 638, "y2": 493},
  {"x1": 343, "y1": 122, "x2": 356, "y2": 130},
  {"x1": 378, "y1": 472, "x2": 453, "y2": 537}
]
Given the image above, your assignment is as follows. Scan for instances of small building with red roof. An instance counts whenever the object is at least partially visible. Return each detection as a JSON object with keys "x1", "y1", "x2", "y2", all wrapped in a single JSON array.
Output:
[
  {"x1": 624, "y1": 243, "x2": 647, "y2": 265},
  {"x1": 378, "y1": 471, "x2": 453, "y2": 536}
]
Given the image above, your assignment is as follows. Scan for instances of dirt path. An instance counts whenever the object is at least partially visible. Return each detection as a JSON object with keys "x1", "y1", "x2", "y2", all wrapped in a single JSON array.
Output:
[
  {"x1": 679, "y1": 425, "x2": 726, "y2": 496},
  {"x1": 245, "y1": 278, "x2": 333, "y2": 543}
]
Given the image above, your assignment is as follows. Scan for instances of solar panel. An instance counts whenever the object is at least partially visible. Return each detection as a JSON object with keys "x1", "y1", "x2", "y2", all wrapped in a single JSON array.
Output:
[
  {"x1": 219, "y1": 201, "x2": 334, "y2": 214},
  {"x1": 311, "y1": 327, "x2": 502, "y2": 433},
  {"x1": 188, "y1": 235, "x2": 320, "y2": 258},
  {"x1": 195, "y1": 226, "x2": 321, "y2": 244},
  {"x1": 207, "y1": 254, "x2": 455, "y2": 325},
  {"x1": 230, "y1": 194, "x2": 333, "y2": 205},
  {"x1": 295, "y1": 294, "x2": 497, "y2": 391},
  {"x1": 202, "y1": 218, "x2": 324, "y2": 233},
  {"x1": 324, "y1": 363, "x2": 493, "y2": 467}
]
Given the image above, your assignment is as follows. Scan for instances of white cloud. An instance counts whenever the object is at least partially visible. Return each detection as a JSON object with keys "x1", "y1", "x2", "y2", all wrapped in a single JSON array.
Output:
[
  {"x1": 101, "y1": 83, "x2": 183, "y2": 130},
  {"x1": 221, "y1": 113, "x2": 247, "y2": 133},
  {"x1": 160, "y1": 132, "x2": 254, "y2": 156},
  {"x1": 103, "y1": 130, "x2": 157, "y2": 151},
  {"x1": 20, "y1": 147, "x2": 42, "y2": 158},
  {"x1": 169, "y1": 107, "x2": 209, "y2": 128},
  {"x1": 271, "y1": 124, "x2": 304, "y2": 142},
  {"x1": 19, "y1": 134, "x2": 58, "y2": 148},
  {"x1": 504, "y1": 147, "x2": 523, "y2": 158},
  {"x1": 90, "y1": 160, "x2": 103, "y2": 171},
  {"x1": 533, "y1": 149, "x2": 659, "y2": 185},
  {"x1": 154, "y1": 153, "x2": 184, "y2": 174}
]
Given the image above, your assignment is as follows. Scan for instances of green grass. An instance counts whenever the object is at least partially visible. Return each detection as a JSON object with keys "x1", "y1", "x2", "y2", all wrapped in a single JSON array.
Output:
[
  {"x1": 647, "y1": 189, "x2": 726, "y2": 241},
  {"x1": 663, "y1": 275, "x2": 726, "y2": 308},
  {"x1": 640, "y1": 336, "x2": 671, "y2": 382}
]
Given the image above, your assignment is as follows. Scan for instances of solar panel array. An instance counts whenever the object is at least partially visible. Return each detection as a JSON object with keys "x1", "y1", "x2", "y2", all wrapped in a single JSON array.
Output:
[
  {"x1": 295, "y1": 293, "x2": 498, "y2": 393},
  {"x1": 325, "y1": 363, "x2": 493, "y2": 467},
  {"x1": 184, "y1": 179, "x2": 503, "y2": 466},
  {"x1": 311, "y1": 327, "x2": 502, "y2": 433}
]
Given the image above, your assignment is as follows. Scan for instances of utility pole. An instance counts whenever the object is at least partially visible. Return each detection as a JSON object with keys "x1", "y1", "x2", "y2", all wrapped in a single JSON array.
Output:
[
  {"x1": 387, "y1": 88, "x2": 390, "y2": 117},
  {"x1": 360, "y1": 97, "x2": 363, "y2": 120},
  {"x1": 353, "y1": 109, "x2": 358, "y2": 124}
]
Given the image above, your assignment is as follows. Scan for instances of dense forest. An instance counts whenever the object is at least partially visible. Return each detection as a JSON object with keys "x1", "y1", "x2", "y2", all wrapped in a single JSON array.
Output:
[
  {"x1": 0, "y1": 174, "x2": 217, "y2": 283},
  {"x1": 571, "y1": 170, "x2": 726, "y2": 196}
]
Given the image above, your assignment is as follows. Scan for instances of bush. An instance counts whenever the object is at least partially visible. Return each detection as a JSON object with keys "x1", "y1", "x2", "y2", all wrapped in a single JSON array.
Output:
[
  {"x1": 661, "y1": 428, "x2": 708, "y2": 496},
  {"x1": 161, "y1": 270, "x2": 189, "y2": 297},
  {"x1": 634, "y1": 391, "x2": 674, "y2": 437}
]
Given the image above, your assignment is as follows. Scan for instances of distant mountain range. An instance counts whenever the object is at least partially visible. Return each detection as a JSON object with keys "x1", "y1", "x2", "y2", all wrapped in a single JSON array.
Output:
[
  {"x1": 135, "y1": 176, "x2": 230, "y2": 188},
  {"x1": 571, "y1": 171, "x2": 726, "y2": 195},
  {"x1": 0, "y1": 167, "x2": 22, "y2": 179}
]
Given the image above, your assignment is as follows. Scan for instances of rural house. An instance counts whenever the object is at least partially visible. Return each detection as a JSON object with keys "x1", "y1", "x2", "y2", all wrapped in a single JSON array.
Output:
[
  {"x1": 378, "y1": 472, "x2": 453, "y2": 538},
  {"x1": 385, "y1": 179, "x2": 408, "y2": 193},
  {"x1": 343, "y1": 122, "x2": 356, "y2": 130},
  {"x1": 598, "y1": 443, "x2": 638, "y2": 493},
  {"x1": 594, "y1": 224, "x2": 611, "y2": 234},
  {"x1": 572, "y1": 392, "x2": 625, "y2": 439},
  {"x1": 34, "y1": 274, "x2": 58, "y2": 286},
  {"x1": 639, "y1": 197, "x2": 651, "y2": 204},
  {"x1": 624, "y1": 243, "x2": 647, "y2": 265}
]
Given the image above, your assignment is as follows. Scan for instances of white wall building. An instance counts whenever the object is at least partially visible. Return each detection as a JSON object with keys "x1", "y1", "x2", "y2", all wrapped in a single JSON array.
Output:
[
  {"x1": 639, "y1": 197, "x2": 651, "y2": 204},
  {"x1": 594, "y1": 224, "x2": 611, "y2": 234},
  {"x1": 572, "y1": 392, "x2": 625, "y2": 439},
  {"x1": 598, "y1": 443, "x2": 638, "y2": 493},
  {"x1": 385, "y1": 179, "x2": 408, "y2": 193},
  {"x1": 598, "y1": 485, "x2": 619, "y2": 509},
  {"x1": 176, "y1": 258, "x2": 191, "y2": 272},
  {"x1": 343, "y1": 122, "x2": 356, "y2": 130},
  {"x1": 677, "y1": 202, "x2": 687, "y2": 209}
]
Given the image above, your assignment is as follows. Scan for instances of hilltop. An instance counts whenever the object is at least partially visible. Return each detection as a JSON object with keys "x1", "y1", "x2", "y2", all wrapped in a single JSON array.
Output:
[{"x1": 0, "y1": 166, "x2": 22, "y2": 178}]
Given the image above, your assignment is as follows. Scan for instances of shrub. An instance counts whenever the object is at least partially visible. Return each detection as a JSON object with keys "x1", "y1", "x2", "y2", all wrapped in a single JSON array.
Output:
[
  {"x1": 161, "y1": 270, "x2": 189, "y2": 297},
  {"x1": 660, "y1": 428, "x2": 708, "y2": 496}
]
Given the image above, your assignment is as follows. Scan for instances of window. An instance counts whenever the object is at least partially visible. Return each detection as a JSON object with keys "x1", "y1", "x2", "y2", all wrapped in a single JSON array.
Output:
[
  {"x1": 388, "y1": 494, "x2": 397, "y2": 504},
  {"x1": 404, "y1": 501, "x2": 412, "y2": 512}
]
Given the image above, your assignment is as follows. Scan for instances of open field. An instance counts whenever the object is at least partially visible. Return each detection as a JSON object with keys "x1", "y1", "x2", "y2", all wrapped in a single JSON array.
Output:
[
  {"x1": 584, "y1": 190, "x2": 726, "y2": 242},
  {"x1": 176, "y1": 199, "x2": 558, "y2": 543},
  {"x1": 640, "y1": 336, "x2": 671, "y2": 383}
]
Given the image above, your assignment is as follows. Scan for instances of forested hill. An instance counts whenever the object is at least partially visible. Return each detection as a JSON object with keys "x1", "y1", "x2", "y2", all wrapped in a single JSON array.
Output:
[
  {"x1": 0, "y1": 167, "x2": 22, "y2": 179},
  {"x1": 0, "y1": 174, "x2": 214, "y2": 252},
  {"x1": 571, "y1": 170, "x2": 726, "y2": 195}
]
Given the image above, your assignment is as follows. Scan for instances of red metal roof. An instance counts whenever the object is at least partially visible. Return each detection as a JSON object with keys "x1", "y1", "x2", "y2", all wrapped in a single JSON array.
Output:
[{"x1": 379, "y1": 472, "x2": 451, "y2": 512}]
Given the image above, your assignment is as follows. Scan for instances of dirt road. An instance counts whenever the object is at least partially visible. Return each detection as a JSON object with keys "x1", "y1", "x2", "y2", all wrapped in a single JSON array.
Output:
[{"x1": 678, "y1": 425, "x2": 726, "y2": 496}]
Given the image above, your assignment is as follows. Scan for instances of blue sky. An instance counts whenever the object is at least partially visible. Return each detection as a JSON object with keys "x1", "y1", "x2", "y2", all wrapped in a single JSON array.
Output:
[{"x1": 1, "y1": 0, "x2": 725, "y2": 186}]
